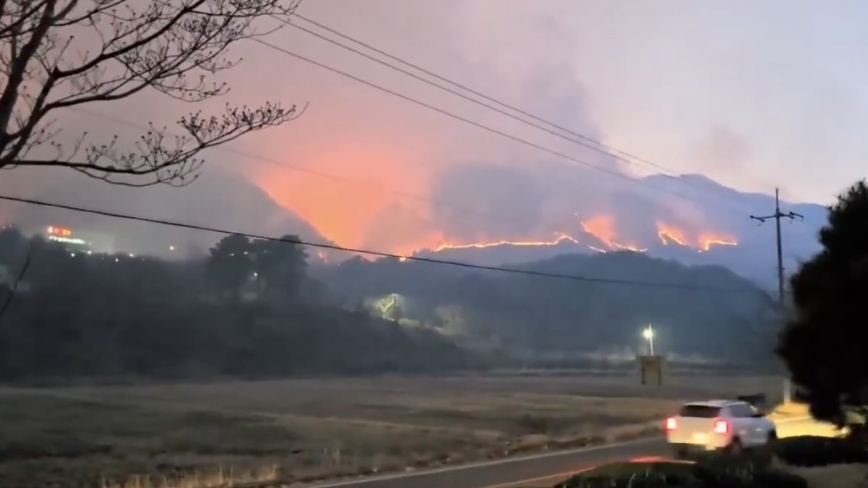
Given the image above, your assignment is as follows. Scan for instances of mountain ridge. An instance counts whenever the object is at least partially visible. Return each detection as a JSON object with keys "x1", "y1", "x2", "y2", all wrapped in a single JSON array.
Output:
[
  {"x1": 0, "y1": 166, "x2": 332, "y2": 257},
  {"x1": 3, "y1": 167, "x2": 827, "y2": 287},
  {"x1": 405, "y1": 174, "x2": 829, "y2": 288},
  {"x1": 313, "y1": 248, "x2": 778, "y2": 365}
]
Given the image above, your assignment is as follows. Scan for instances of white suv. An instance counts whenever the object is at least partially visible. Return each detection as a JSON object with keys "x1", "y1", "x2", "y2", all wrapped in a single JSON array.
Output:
[{"x1": 665, "y1": 400, "x2": 777, "y2": 458}]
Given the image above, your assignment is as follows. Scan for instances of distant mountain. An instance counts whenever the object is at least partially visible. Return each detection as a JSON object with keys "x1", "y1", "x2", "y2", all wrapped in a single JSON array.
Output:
[
  {"x1": 409, "y1": 174, "x2": 829, "y2": 288},
  {"x1": 314, "y1": 250, "x2": 779, "y2": 365},
  {"x1": 0, "y1": 166, "x2": 330, "y2": 258},
  {"x1": 3, "y1": 164, "x2": 830, "y2": 286}
]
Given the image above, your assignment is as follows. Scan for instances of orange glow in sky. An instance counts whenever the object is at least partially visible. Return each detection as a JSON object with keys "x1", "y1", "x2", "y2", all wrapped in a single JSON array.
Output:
[
  {"x1": 580, "y1": 215, "x2": 645, "y2": 252},
  {"x1": 254, "y1": 141, "x2": 433, "y2": 252},
  {"x1": 581, "y1": 215, "x2": 617, "y2": 247},
  {"x1": 251, "y1": 141, "x2": 736, "y2": 257}
]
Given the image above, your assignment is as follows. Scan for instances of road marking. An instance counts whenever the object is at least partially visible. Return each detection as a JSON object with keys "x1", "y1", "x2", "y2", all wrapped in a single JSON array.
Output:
[
  {"x1": 477, "y1": 457, "x2": 688, "y2": 488},
  {"x1": 306, "y1": 437, "x2": 660, "y2": 487},
  {"x1": 630, "y1": 456, "x2": 666, "y2": 463},
  {"x1": 306, "y1": 416, "x2": 815, "y2": 487},
  {"x1": 477, "y1": 467, "x2": 594, "y2": 488}
]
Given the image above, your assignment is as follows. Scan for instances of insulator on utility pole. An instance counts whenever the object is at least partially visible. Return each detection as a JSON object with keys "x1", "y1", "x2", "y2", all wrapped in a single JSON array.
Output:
[{"x1": 750, "y1": 188, "x2": 803, "y2": 403}]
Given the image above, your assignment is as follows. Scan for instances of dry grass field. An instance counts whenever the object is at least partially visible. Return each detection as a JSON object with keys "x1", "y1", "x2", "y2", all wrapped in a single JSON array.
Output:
[{"x1": 0, "y1": 373, "x2": 789, "y2": 488}]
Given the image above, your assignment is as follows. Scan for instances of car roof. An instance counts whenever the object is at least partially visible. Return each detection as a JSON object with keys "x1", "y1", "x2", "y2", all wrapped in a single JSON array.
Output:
[{"x1": 682, "y1": 399, "x2": 744, "y2": 408}]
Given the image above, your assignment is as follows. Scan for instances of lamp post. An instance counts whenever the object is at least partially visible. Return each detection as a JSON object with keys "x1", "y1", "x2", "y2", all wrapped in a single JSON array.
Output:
[{"x1": 642, "y1": 325, "x2": 655, "y2": 356}]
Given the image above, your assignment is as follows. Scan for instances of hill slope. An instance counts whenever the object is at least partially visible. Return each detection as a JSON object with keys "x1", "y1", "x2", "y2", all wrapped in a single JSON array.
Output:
[
  {"x1": 0, "y1": 166, "x2": 328, "y2": 257},
  {"x1": 411, "y1": 174, "x2": 827, "y2": 288},
  {"x1": 315, "y1": 251, "x2": 779, "y2": 364}
]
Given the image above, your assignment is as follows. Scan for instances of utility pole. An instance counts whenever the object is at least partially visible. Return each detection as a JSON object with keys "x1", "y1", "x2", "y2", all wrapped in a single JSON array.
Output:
[{"x1": 751, "y1": 188, "x2": 803, "y2": 404}]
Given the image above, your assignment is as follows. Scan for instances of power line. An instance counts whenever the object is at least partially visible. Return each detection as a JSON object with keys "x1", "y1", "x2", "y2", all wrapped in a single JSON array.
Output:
[
  {"x1": 70, "y1": 107, "x2": 759, "y2": 263},
  {"x1": 67, "y1": 107, "x2": 592, "y2": 240},
  {"x1": 288, "y1": 17, "x2": 672, "y2": 178},
  {"x1": 0, "y1": 193, "x2": 763, "y2": 294},
  {"x1": 749, "y1": 187, "x2": 803, "y2": 403},
  {"x1": 248, "y1": 36, "x2": 751, "y2": 217},
  {"x1": 70, "y1": 106, "x2": 761, "y2": 263},
  {"x1": 283, "y1": 14, "x2": 757, "y2": 215},
  {"x1": 68, "y1": 107, "x2": 438, "y2": 207},
  {"x1": 68, "y1": 28, "x2": 758, "y2": 237},
  {"x1": 750, "y1": 188, "x2": 804, "y2": 306}
]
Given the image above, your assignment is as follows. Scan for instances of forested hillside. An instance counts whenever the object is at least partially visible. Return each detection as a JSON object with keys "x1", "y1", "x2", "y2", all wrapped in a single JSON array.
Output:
[
  {"x1": 316, "y1": 251, "x2": 779, "y2": 363},
  {"x1": 0, "y1": 227, "x2": 474, "y2": 382},
  {"x1": 0, "y1": 221, "x2": 782, "y2": 383}
]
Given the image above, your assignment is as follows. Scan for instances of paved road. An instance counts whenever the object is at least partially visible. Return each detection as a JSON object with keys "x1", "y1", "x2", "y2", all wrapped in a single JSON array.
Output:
[
  {"x1": 309, "y1": 417, "x2": 826, "y2": 488},
  {"x1": 310, "y1": 438, "x2": 667, "y2": 488}
]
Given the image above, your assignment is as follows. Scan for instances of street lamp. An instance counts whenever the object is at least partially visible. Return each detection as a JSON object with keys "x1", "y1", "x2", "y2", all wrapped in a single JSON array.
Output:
[{"x1": 642, "y1": 325, "x2": 655, "y2": 356}]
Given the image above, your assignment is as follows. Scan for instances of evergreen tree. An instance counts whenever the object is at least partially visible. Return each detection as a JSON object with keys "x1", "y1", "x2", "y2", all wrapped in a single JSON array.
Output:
[{"x1": 776, "y1": 180, "x2": 868, "y2": 430}]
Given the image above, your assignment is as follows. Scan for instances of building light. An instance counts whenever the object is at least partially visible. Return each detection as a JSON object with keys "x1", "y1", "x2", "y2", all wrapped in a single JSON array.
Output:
[
  {"x1": 48, "y1": 235, "x2": 87, "y2": 245},
  {"x1": 46, "y1": 226, "x2": 72, "y2": 237}
]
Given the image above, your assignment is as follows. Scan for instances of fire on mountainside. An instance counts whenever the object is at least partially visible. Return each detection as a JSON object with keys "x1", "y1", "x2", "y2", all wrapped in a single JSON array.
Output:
[
  {"x1": 655, "y1": 223, "x2": 738, "y2": 252},
  {"x1": 386, "y1": 216, "x2": 738, "y2": 262}
]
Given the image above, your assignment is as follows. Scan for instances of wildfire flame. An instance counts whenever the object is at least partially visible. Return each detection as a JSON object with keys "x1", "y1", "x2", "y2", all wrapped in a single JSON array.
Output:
[
  {"x1": 386, "y1": 217, "x2": 736, "y2": 262},
  {"x1": 656, "y1": 223, "x2": 738, "y2": 252},
  {"x1": 415, "y1": 215, "x2": 653, "y2": 258},
  {"x1": 580, "y1": 216, "x2": 646, "y2": 252},
  {"x1": 656, "y1": 224, "x2": 688, "y2": 246},
  {"x1": 698, "y1": 235, "x2": 738, "y2": 252},
  {"x1": 434, "y1": 234, "x2": 578, "y2": 252}
]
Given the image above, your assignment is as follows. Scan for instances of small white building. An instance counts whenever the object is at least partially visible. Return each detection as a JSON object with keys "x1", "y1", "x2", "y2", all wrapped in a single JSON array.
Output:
[{"x1": 43, "y1": 225, "x2": 115, "y2": 254}]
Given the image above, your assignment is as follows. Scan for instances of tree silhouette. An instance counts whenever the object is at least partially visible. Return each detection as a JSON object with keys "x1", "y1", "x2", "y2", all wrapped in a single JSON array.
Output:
[
  {"x1": 206, "y1": 234, "x2": 252, "y2": 298},
  {"x1": 0, "y1": 0, "x2": 305, "y2": 186},
  {"x1": 251, "y1": 235, "x2": 307, "y2": 296},
  {"x1": 0, "y1": 226, "x2": 29, "y2": 280},
  {"x1": 0, "y1": 225, "x2": 474, "y2": 383},
  {"x1": 776, "y1": 180, "x2": 868, "y2": 430}
]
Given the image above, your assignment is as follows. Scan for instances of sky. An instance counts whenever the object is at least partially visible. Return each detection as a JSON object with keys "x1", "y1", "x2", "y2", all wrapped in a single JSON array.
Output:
[{"x1": 4, "y1": 0, "x2": 868, "y2": 256}]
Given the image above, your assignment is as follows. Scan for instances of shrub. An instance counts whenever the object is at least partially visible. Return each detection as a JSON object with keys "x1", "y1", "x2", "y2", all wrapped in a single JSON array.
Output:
[
  {"x1": 553, "y1": 460, "x2": 807, "y2": 488},
  {"x1": 772, "y1": 435, "x2": 868, "y2": 467},
  {"x1": 697, "y1": 448, "x2": 773, "y2": 472},
  {"x1": 747, "y1": 470, "x2": 811, "y2": 488},
  {"x1": 553, "y1": 462, "x2": 702, "y2": 488}
]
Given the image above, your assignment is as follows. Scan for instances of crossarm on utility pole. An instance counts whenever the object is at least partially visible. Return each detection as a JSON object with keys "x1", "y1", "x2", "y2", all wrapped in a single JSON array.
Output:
[{"x1": 749, "y1": 188, "x2": 803, "y2": 404}]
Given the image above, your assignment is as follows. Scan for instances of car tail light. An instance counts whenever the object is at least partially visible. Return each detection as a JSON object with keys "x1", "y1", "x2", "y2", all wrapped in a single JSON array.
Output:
[
  {"x1": 665, "y1": 417, "x2": 677, "y2": 430},
  {"x1": 713, "y1": 419, "x2": 729, "y2": 434}
]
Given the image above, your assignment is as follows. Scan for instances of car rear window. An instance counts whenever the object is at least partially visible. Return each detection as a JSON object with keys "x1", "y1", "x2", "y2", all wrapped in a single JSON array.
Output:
[{"x1": 679, "y1": 405, "x2": 721, "y2": 418}]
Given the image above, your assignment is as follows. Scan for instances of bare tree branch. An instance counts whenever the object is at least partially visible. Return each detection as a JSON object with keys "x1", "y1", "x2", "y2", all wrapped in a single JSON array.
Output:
[{"x1": 0, "y1": 0, "x2": 304, "y2": 186}]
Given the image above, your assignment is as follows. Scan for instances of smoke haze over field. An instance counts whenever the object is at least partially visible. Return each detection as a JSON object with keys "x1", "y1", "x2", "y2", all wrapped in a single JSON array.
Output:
[{"x1": 4, "y1": 0, "x2": 868, "y2": 259}]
